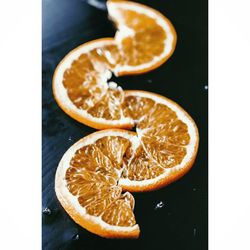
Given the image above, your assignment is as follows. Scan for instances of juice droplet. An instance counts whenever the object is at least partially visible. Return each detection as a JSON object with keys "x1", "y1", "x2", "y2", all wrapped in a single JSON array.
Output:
[
  {"x1": 72, "y1": 234, "x2": 80, "y2": 240},
  {"x1": 42, "y1": 207, "x2": 52, "y2": 216},
  {"x1": 154, "y1": 201, "x2": 164, "y2": 210}
]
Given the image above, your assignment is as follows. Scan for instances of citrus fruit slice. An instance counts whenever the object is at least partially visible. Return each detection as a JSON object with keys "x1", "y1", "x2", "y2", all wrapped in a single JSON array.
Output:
[
  {"x1": 55, "y1": 129, "x2": 140, "y2": 238},
  {"x1": 107, "y1": 0, "x2": 177, "y2": 75},
  {"x1": 120, "y1": 90, "x2": 199, "y2": 192},
  {"x1": 53, "y1": 38, "x2": 134, "y2": 130}
]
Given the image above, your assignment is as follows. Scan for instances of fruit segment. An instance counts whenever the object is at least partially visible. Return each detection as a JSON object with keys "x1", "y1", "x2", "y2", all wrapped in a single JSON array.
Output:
[
  {"x1": 95, "y1": 136, "x2": 131, "y2": 169},
  {"x1": 122, "y1": 144, "x2": 165, "y2": 181},
  {"x1": 102, "y1": 192, "x2": 136, "y2": 227}
]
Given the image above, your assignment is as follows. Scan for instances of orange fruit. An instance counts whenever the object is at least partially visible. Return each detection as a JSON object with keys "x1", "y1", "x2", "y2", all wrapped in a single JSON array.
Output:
[
  {"x1": 55, "y1": 92, "x2": 199, "y2": 238},
  {"x1": 53, "y1": 0, "x2": 177, "y2": 129},
  {"x1": 55, "y1": 129, "x2": 140, "y2": 238},
  {"x1": 107, "y1": 0, "x2": 177, "y2": 75}
]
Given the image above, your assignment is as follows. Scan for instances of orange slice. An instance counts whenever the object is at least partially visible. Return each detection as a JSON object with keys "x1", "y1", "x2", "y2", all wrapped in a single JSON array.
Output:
[
  {"x1": 53, "y1": 38, "x2": 134, "y2": 130},
  {"x1": 107, "y1": 0, "x2": 177, "y2": 75},
  {"x1": 53, "y1": 1, "x2": 177, "y2": 129},
  {"x1": 55, "y1": 129, "x2": 140, "y2": 238}
]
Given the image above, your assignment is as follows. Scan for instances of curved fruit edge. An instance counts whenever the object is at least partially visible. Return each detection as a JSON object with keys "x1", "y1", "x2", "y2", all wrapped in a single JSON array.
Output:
[{"x1": 55, "y1": 129, "x2": 140, "y2": 238}]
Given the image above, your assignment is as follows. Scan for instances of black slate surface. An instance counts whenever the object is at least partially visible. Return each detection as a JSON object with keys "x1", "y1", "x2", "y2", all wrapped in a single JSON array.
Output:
[{"x1": 42, "y1": 0, "x2": 208, "y2": 249}]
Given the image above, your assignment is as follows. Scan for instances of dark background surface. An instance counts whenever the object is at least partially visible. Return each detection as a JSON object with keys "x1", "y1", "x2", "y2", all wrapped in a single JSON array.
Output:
[{"x1": 42, "y1": 0, "x2": 208, "y2": 249}]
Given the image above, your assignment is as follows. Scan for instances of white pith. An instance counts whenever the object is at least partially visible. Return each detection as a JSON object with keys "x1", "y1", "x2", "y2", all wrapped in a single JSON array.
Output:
[
  {"x1": 55, "y1": 130, "x2": 139, "y2": 233},
  {"x1": 107, "y1": 0, "x2": 175, "y2": 74}
]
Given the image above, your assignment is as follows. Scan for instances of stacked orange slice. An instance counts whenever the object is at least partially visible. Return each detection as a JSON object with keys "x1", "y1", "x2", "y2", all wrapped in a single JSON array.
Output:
[{"x1": 53, "y1": 0, "x2": 199, "y2": 239}]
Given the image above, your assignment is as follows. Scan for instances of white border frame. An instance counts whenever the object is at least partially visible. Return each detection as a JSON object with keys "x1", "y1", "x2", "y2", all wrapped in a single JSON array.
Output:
[{"x1": 0, "y1": 0, "x2": 250, "y2": 249}]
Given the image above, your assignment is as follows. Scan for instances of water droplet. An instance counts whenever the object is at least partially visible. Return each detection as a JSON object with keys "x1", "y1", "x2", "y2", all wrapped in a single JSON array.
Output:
[
  {"x1": 193, "y1": 227, "x2": 197, "y2": 237},
  {"x1": 193, "y1": 187, "x2": 197, "y2": 191},
  {"x1": 68, "y1": 136, "x2": 73, "y2": 141},
  {"x1": 72, "y1": 234, "x2": 79, "y2": 240},
  {"x1": 155, "y1": 201, "x2": 164, "y2": 210},
  {"x1": 42, "y1": 207, "x2": 52, "y2": 216},
  {"x1": 147, "y1": 79, "x2": 152, "y2": 83},
  {"x1": 204, "y1": 85, "x2": 208, "y2": 90}
]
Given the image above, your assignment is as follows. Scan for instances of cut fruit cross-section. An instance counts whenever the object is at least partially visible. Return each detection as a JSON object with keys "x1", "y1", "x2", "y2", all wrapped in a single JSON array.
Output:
[{"x1": 55, "y1": 129, "x2": 140, "y2": 238}]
